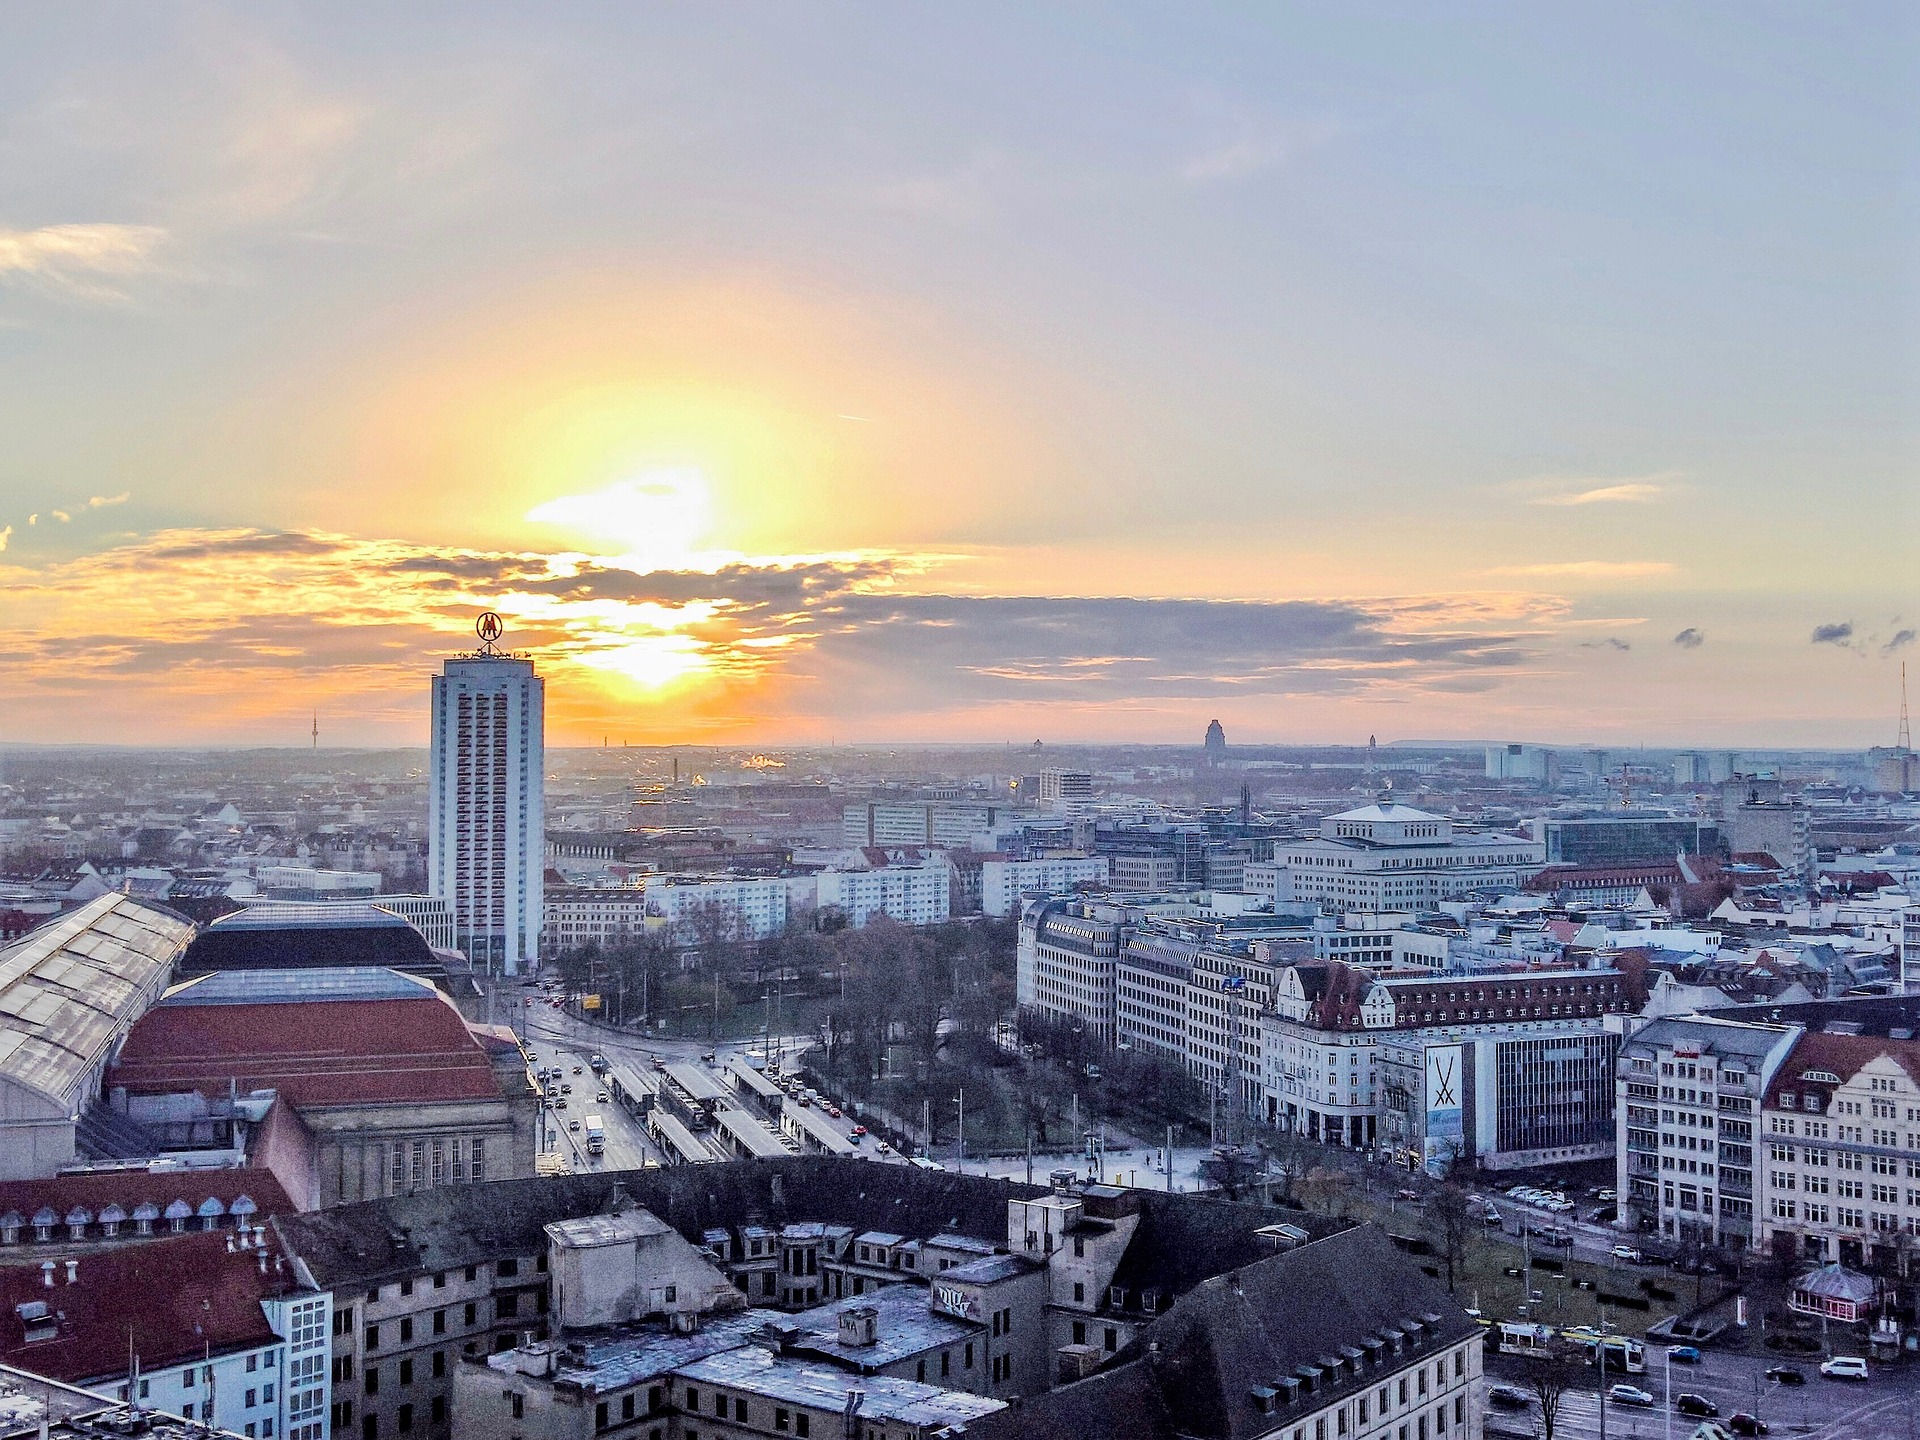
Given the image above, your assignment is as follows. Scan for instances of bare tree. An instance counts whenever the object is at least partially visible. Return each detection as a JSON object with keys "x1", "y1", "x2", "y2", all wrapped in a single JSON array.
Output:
[
  {"x1": 1426, "y1": 1183, "x2": 1476, "y2": 1294},
  {"x1": 1295, "y1": 1164, "x2": 1356, "y2": 1217},
  {"x1": 1520, "y1": 1353, "x2": 1585, "y2": 1440}
]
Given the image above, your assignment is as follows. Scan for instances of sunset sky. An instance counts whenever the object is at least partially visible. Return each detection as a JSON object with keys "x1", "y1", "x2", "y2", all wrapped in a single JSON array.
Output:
[{"x1": 1, "y1": 5, "x2": 1913, "y2": 748}]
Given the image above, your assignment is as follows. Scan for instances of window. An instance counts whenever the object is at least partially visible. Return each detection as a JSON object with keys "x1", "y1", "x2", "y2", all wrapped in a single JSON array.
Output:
[
  {"x1": 685, "y1": 1389, "x2": 699, "y2": 1413},
  {"x1": 432, "y1": 1353, "x2": 445, "y2": 1380},
  {"x1": 735, "y1": 1398, "x2": 748, "y2": 1422},
  {"x1": 507, "y1": 1394, "x2": 523, "y2": 1420},
  {"x1": 396, "y1": 1406, "x2": 412, "y2": 1434},
  {"x1": 399, "y1": 1360, "x2": 413, "y2": 1386},
  {"x1": 776, "y1": 1408, "x2": 791, "y2": 1432},
  {"x1": 364, "y1": 1326, "x2": 379, "y2": 1352},
  {"x1": 365, "y1": 1369, "x2": 378, "y2": 1397}
]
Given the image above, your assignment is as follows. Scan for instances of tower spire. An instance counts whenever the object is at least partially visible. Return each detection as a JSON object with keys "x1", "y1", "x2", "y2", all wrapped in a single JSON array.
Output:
[
  {"x1": 1901, "y1": 662, "x2": 1912, "y2": 752},
  {"x1": 311, "y1": 710, "x2": 318, "y2": 749}
]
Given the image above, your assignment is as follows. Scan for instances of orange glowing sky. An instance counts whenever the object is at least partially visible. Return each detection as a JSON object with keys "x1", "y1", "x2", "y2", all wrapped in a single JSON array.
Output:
[{"x1": 0, "y1": 8, "x2": 1912, "y2": 747}]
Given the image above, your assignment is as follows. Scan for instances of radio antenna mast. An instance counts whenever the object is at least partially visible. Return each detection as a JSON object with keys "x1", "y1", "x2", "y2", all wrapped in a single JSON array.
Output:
[{"x1": 1901, "y1": 662, "x2": 1912, "y2": 752}]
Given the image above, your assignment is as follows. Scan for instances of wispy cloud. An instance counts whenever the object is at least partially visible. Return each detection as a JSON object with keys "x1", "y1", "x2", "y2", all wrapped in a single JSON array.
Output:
[
  {"x1": 1882, "y1": 629, "x2": 1914, "y2": 656},
  {"x1": 0, "y1": 223, "x2": 167, "y2": 302},
  {"x1": 86, "y1": 492, "x2": 130, "y2": 509},
  {"x1": 1491, "y1": 560, "x2": 1677, "y2": 578},
  {"x1": 0, "y1": 526, "x2": 11, "y2": 553},
  {"x1": 1673, "y1": 627, "x2": 1705, "y2": 649},
  {"x1": 1530, "y1": 482, "x2": 1665, "y2": 507}
]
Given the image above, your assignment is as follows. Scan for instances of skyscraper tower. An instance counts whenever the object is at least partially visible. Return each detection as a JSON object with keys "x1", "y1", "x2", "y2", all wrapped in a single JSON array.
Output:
[{"x1": 428, "y1": 612, "x2": 545, "y2": 975}]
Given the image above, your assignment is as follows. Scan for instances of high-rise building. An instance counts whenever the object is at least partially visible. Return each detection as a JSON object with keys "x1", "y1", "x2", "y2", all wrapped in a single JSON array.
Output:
[{"x1": 428, "y1": 614, "x2": 545, "y2": 973}]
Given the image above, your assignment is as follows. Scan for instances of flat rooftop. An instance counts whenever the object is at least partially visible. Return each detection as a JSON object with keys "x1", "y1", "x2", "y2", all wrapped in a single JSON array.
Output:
[{"x1": 674, "y1": 1347, "x2": 1004, "y2": 1427}]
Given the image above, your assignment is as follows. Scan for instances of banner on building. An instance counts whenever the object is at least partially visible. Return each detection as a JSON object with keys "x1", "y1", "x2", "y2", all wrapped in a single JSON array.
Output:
[{"x1": 1423, "y1": 1044, "x2": 1464, "y2": 1176}]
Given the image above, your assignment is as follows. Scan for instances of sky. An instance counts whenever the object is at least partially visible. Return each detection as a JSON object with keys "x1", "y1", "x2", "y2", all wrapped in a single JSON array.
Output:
[{"x1": 0, "y1": 3, "x2": 1914, "y2": 749}]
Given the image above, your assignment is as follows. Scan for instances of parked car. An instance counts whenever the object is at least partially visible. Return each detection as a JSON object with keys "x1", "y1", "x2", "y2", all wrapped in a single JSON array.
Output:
[
  {"x1": 700, "y1": 1050, "x2": 716, "y2": 1063},
  {"x1": 1728, "y1": 1414, "x2": 1769, "y2": 1436},
  {"x1": 561, "y1": 1083, "x2": 573, "y2": 1094},
  {"x1": 1483, "y1": 1207, "x2": 1503, "y2": 1226},
  {"x1": 1667, "y1": 1345, "x2": 1702, "y2": 1364},
  {"x1": 1395, "y1": 1189, "x2": 1420, "y2": 1202},
  {"x1": 875, "y1": 1141, "x2": 892, "y2": 1154},
  {"x1": 1487, "y1": 1385, "x2": 1531, "y2": 1410},
  {"x1": 1819, "y1": 1355, "x2": 1869, "y2": 1381},
  {"x1": 1674, "y1": 1394, "x2": 1718, "y2": 1418},
  {"x1": 1607, "y1": 1385, "x2": 1655, "y2": 1408},
  {"x1": 595, "y1": 1091, "x2": 609, "y2": 1104},
  {"x1": 1595, "y1": 1187, "x2": 1616, "y2": 1201},
  {"x1": 828, "y1": 1107, "x2": 842, "y2": 1119},
  {"x1": 1609, "y1": 1245, "x2": 1642, "y2": 1263},
  {"x1": 1765, "y1": 1365, "x2": 1805, "y2": 1386},
  {"x1": 571, "y1": 1064, "x2": 583, "y2": 1075},
  {"x1": 850, "y1": 1125, "x2": 867, "y2": 1137},
  {"x1": 567, "y1": 1119, "x2": 581, "y2": 1132}
]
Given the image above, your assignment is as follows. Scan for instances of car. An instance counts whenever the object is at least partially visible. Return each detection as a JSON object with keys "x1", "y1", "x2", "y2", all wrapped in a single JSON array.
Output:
[
  {"x1": 1819, "y1": 1355, "x2": 1868, "y2": 1381},
  {"x1": 1764, "y1": 1365, "x2": 1804, "y2": 1385},
  {"x1": 552, "y1": 1097, "x2": 567, "y2": 1110},
  {"x1": 850, "y1": 1125, "x2": 867, "y2": 1137},
  {"x1": 1667, "y1": 1346, "x2": 1702, "y2": 1365},
  {"x1": 1506, "y1": 1185, "x2": 1531, "y2": 1198},
  {"x1": 524, "y1": 997, "x2": 533, "y2": 1006},
  {"x1": 1487, "y1": 1385, "x2": 1531, "y2": 1410},
  {"x1": 847, "y1": 1132, "x2": 863, "y2": 1145},
  {"x1": 572, "y1": 1065, "x2": 583, "y2": 1075},
  {"x1": 568, "y1": 1119, "x2": 581, "y2": 1132},
  {"x1": 1483, "y1": 1207, "x2": 1503, "y2": 1226},
  {"x1": 875, "y1": 1141, "x2": 891, "y2": 1154},
  {"x1": 1728, "y1": 1414, "x2": 1769, "y2": 1437},
  {"x1": 1395, "y1": 1189, "x2": 1420, "y2": 1202},
  {"x1": 1595, "y1": 1187, "x2": 1616, "y2": 1201},
  {"x1": 1607, "y1": 1385, "x2": 1655, "y2": 1408},
  {"x1": 700, "y1": 1050, "x2": 716, "y2": 1064},
  {"x1": 828, "y1": 1107, "x2": 842, "y2": 1119},
  {"x1": 651, "y1": 1056, "x2": 666, "y2": 1071},
  {"x1": 1674, "y1": 1394, "x2": 1718, "y2": 1418},
  {"x1": 1609, "y1": 1245, "x2": 1643, "y2": 1262},
  {"x1": 561, "y1": 1083, "x2": 573, "y2": 1094},
  {"x1": 596, "y1": 1091, "x2": 609, "y2": 1104}
]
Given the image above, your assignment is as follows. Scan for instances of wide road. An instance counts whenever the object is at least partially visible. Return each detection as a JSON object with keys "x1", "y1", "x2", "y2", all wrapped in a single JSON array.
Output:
[
  {"x1": 499, "y1": 980, "x2": 886, "y2": 1173},
  {"x1": 1481, "y1": 1347, "x2": 1908, "y2": 1439}
]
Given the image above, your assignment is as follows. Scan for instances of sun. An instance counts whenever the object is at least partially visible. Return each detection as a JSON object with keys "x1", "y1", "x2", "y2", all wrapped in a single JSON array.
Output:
[{"x1": 525, "y1": 468, "x2": 713, "y2": 573}]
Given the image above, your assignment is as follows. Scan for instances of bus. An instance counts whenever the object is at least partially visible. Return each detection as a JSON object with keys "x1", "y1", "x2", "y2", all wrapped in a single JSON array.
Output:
[
  {"x1": 1495, "y1": 1323, "x2": 1557, "y2": 1359},
  {"x1": 1583, "y1": 1336, "x2": 1644, "y2": 1374},
  {"x1": 584, "y1": 1115, "x2": 605, "y2": 1156}
]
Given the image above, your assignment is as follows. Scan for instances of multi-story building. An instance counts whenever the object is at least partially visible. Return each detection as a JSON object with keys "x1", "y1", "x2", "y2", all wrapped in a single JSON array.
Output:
[
  {"x1": 1613, "y1": 1015, "x2": 1800, "y2": 1249},
  {"x1": 1276, "y1": 801, "x2": 1544, "y2": 910},
  {"x1": 541, "y1": 888, "x2": 652, "y2": 957},
  {"x1": 1524, "y1": 814, "x2": 1718, "y2": 866},
  {"x1": 0, "y1": 1228, "x2": 332, "y2": 1440},
  {"x1": 1186, "y1": 938, "x2": 1294, "y2": 1118},
  {"x1": 1722, "y1": 775, "x2": 1812, "y2": 880},
  {"x1": 816, "y1": 858, "x2": 950, "y2": 928},
  {"x1": 840, "y1": 802, "x2": 1011, "y2": 848},
  {"x1": 1037, "y1": 770, "x2": 1094, "y2": 813},
  {"x1": 1016, "y1": 899, "x2": 1123, "y2": 1045},
  {"x1": 428, "y1": 631, "x2": 545, "y2": 975},
  {"x1": 1755, "y1": 1012, "x2": 1920, "y2": 1268},
  {"x1": 643, "y1": 874, "x2": 797, "y2": 943},
  {"x1": 370, "y1": 896, "x2": 458, "y2": 953},
  {"x1": 1108, "y1": 851, "x2": 1182, "y2": 892},
  {"x1": 1114, "y1": 931, "x2": 1198, "y2": 1063},
  {"x1": 979, "y1": 855, "x2": 1108, "y2": 918},
  {"x1": 1268, "y1": 960, "x2": 1637, "y2": 1158}
]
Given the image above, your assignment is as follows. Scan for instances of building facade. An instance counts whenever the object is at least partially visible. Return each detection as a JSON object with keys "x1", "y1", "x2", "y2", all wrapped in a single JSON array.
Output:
[
  {"x1": 1276, "y1": 802, "x2": 1545, "y2": 910},
  {"x1": 428, "y1": 650, "x2": 545, "y2": 974},
  {"x1": 979, "y1": 855, "x2": 1108, "y2": 918}
]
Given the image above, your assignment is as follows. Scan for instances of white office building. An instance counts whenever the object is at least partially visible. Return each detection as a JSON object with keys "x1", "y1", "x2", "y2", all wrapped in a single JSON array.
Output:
[
  {"x1": 427, "y1": 643, "x2": 545, "y2": 974},
  {"x1": 817, "y1": 859, "x2": 951, "y2": 928},
  {"x1": 1275, "y1": 800, "x2": 1544, "y2": 910},
  {"x1": 644, "y1": 874, "x2": 798, "y2": 943},
  {"x1": 980, "y1": 854, "x2": 1109, "y2": 917}
]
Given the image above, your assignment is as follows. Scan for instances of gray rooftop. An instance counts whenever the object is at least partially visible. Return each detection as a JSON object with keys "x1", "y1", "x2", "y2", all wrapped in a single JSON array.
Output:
[
  {"x1": 1619, "y1": 1014, "x2": 1796, "y2": 1059},
  {"x1": 785, "y1": 1283, "x2": 980, "y2": 1369},
  {"x1": 487, "y1": 1310, "x2": 775, "y2": 1393},
  {"x1": 937, "y1": 1252, "x2": 1044, "y2": 1286},
  {"x1": 674, "y1": 1348, "x2": 1004, "y2": 1427},
  {"x1": 159, "y1": 965, "x2": 433, "y2": 1006},
  {"x1": 0, "y1": 894, "x2": 194, "y2": 1113}
]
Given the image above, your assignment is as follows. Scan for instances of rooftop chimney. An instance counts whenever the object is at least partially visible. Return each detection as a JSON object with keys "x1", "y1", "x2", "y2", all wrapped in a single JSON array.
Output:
[
  {"x1": 40, "y1": 1262, "x2": 54, "y2": 1289},
  {"x1": 64, "y1": 1260, "x2": 77, "y2": 1285}
]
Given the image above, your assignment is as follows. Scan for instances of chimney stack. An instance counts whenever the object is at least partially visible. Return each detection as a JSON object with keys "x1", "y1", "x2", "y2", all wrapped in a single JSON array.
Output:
[
  {"x1": 40, "y1": 1261, "x2": 54, "y2": 1288},
  {"x1": 64, "y1": 1260, "x2": 77, "y2": 1285}
]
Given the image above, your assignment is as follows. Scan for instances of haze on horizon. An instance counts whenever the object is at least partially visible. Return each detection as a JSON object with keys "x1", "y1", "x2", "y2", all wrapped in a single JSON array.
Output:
[{"x1": 0, "y1": 5, "x2": 1913, "y2": 750}]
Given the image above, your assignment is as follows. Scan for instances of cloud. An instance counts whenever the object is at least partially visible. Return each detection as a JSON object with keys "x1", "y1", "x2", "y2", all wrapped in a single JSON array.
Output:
[
  {"x1": 1579, "y1": 637, "x2": 1632, "y2": 652},
  {"x1": 1490, "y1": 561, "x2": 1676, "y2": 579},
  {"x1": 0, "y1": 526, "x2": 10, "y2": 552},
  {"x1": 0, "y1": 224, "x2": 167, "y2": 301},
  {"x1": 1811, "y1": 622, "x2": 1854, "y2": 646},
  {"x1": 0, "y1": 525, "x2": 1552, "y2": 740},
  {"x1": 1883, "y1": 629, "x2": 1916, "y2": 656},
  {"x1": 49, "y1": 510, "x2": 71, "y2": 523},
  {"x1": 86, "y1": 492, "x2": 130, "y2": 509},
  {"x1": 1530, "y1": 482, "x2": 1666, "y2": 507},
  {"x1": 1672, "y1": 628, "x2": 1705, "y2": 649}
]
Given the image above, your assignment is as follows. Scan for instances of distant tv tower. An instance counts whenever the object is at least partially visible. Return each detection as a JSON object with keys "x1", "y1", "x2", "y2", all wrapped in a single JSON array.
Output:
[
  {"x1": 1900, "y1": 662, "x2": 1912, "y2": 752},
  {"x1": 311, "y1": 710, "x2": 319, "y2": 749}
]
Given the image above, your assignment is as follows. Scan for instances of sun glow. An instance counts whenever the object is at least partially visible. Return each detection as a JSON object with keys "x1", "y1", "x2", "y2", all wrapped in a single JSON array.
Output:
[{"x1": 526, "y1": 467, "x2": 713, "y2": 572}]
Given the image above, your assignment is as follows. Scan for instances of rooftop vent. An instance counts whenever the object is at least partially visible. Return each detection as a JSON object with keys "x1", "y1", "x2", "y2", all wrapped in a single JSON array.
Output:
[
  {"x1": 838, "y1": 1306, "x2": 879, "y2": 1348},
  {"x1": 1824, "y1": 1022, "x2": 1863, "y2": 1036}
]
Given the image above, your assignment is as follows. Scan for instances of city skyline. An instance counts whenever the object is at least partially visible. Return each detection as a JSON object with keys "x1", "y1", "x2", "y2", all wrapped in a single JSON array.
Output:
[{"x1": 1, "y1": 6, "x2": 1913, "y2": 748}]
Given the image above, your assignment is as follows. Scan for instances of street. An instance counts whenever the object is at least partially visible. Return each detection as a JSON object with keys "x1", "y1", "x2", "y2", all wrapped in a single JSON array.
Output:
[{"x1": 1481, "y1": 1348, "x2": 1912, "y2": 1439}]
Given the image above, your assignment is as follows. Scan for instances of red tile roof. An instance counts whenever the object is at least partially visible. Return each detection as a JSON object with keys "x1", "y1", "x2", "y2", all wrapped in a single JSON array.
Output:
[
  {"x1": 0, "y1": 1230, "x2": 293, "y2": 1382},
  {"x1": 1763, "y1": 1031, "x2": 1920, "y2": 1109},
  {"x1": 110, "y1": 997, "x2": 503, "y2": 1108}
]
